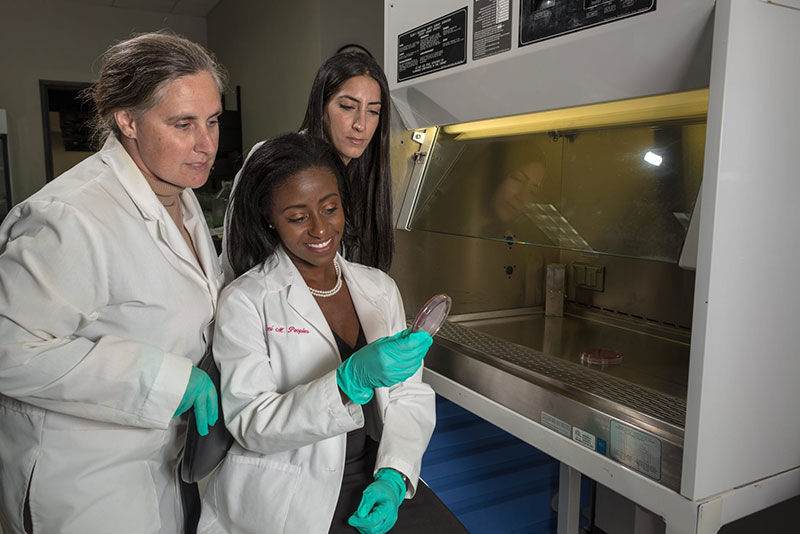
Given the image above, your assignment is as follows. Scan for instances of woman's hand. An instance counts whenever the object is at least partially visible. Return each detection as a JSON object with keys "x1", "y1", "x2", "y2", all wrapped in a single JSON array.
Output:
[
  {"x1": 174, "y1": 366, "x2": 218, "y2": 435},
  {"x1": 348, "y1": 468, "x2": 406, "y2": 534},
  {"x1": 336, "y1": 329, "x2": 432, "y2": 404}
]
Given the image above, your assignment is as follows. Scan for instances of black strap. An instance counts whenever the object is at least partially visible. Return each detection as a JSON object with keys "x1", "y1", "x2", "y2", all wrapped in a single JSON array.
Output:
[{"x1": 179, "y1": 474, "x2": 201, "y2": 534}]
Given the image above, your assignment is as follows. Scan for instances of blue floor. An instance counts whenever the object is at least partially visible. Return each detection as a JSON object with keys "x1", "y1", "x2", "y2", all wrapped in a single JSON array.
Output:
[{"x1": 421, "y1": 396, "x2": 591, "y2": 534}]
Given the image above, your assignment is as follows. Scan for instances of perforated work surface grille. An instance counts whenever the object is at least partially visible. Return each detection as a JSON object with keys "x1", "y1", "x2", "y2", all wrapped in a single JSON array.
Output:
[{"x1": 436, "y1": 321, "x2": 686, "y2": 428}]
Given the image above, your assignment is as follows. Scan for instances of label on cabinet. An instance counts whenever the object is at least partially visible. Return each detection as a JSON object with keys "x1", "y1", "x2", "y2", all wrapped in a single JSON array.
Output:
[
  {"x1": 609, "y1": 420, "x2": 661, "y2": 480},
  {"x1": 397, "y1": 8, "x2": 468, "y2": 82},
  {"x1": 541, "y1": 411, "x2": 571, "y2": 437},
  {"x1": 473, "y1": 0, "x2": 512, "y2": 60},
  {"x1": 573, "y1": 427, "x2": 597, "y2": 450}
]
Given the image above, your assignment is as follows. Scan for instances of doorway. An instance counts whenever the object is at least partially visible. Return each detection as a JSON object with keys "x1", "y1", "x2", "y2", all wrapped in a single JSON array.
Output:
[{"x1": 39, "y1": 80, "x2": 95, "y2": 182}]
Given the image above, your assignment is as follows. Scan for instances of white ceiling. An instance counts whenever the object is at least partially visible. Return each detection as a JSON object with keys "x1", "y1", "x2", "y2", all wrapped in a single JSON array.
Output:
[{"x1": 57, "y1": 0, "x2": 222, "y2": 17}]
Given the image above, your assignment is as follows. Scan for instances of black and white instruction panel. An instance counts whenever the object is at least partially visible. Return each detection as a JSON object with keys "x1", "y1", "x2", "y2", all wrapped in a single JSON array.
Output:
[
  {"x1": 397, "y1": 8, "x2": 468, "y2": 82},
  {"x1": 473, "y1": 0, "x2": 511, "y2": 60}
]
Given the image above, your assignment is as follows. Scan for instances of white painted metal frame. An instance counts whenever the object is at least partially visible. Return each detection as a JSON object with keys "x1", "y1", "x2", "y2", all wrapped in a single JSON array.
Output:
[{"x1": 683, "y1": 0, "x2": 800, "y2": 500}]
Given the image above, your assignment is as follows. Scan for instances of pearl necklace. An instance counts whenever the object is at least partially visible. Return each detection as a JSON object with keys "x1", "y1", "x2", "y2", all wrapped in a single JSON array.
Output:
[{"x1": 308, "y1": 258, "x2": 342, "y2": 298}]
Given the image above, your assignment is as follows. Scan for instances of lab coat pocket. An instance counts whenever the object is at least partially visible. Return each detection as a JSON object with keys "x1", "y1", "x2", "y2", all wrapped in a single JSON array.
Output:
[
  {"x1": 214, "y1": 454, "x2": 301, "y2": 532},
  {"x1": 0, "y1": 399, "x2": 42, "y2": 533},
  {"x1": 36, "y1": 427, "x2": 163, "y2": 533}
]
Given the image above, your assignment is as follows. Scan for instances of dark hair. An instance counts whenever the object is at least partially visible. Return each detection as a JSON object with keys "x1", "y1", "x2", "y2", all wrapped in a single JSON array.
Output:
[
  {"x1": 299, "y1": 52, "x2": 394, "y2": 272},
  {"x1": 227, "y1": 133, "x2": 349, "y2": 277},
  {"x1": 87, "y1": 30, "x2": 227, "y2": 143}
]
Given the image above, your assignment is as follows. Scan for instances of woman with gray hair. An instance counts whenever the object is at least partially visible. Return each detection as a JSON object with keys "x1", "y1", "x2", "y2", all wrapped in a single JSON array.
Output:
[{"x1": 0, "y1": 31, "x2": 226, "y2": 533}]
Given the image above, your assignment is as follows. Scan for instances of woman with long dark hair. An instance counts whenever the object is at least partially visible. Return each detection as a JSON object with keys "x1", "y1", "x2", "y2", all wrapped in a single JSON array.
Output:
[
  {"x1": 221, "y1": 51, "x2": 394, "y2": 281},
  {"x1": 298, "y1": 51, "x2": 394, "y2": 272},
  {"x1": 199, "y1": 134, "x2": 470, "y2": 534}
]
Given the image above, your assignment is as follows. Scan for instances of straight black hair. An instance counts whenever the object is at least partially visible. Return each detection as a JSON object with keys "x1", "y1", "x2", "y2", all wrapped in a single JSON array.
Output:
[
  {"x1": 226, "y1": 133, "x2": 349, "y2": 278},
  {"x1": 299, "y1": 52, "x2": 394, "y2": 272}
]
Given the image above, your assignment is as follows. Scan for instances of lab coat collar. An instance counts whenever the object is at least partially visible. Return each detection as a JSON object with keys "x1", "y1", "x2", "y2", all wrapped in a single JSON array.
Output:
[
  {"x1": 99, "y1": 136, "x2": 167, "y2": 223},
  {"x1": 99, "y1": 136, "x2": 222, "y2": 297},
  {"x1": 270, "y1": 246, "x2": 390, "y2": 350},
  {"x1": 182, "y1": 194, "x2": 223, "y2": 299},
  {"x1": 99, "y1": 136, "x2": 210, "y2": 228}
]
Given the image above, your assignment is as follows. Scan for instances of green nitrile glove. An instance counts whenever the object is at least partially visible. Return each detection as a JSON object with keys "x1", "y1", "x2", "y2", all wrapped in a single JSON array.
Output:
[
  {"x1": 174, "y1": 366, "x2": 218, "y2": 436},
  {"x1": 348, "y1": 468, "x2": 406, "y2": 534},
  {"x1": 336, "y1": 329, "x2": 432, "y2": 404}
]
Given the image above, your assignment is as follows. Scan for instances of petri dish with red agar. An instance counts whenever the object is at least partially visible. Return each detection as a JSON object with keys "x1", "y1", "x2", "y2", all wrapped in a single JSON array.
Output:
[{"x1": 410, "y1": 294, "x2": 452, "y2": 337}]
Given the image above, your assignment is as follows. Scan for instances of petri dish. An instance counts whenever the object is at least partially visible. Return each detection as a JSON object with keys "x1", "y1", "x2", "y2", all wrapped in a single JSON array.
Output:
[
  {"x1": 580, "y1": 348, "x2": 623, "y2": 367},
  {"x1": 410, "y1": 294, "x2": 452, "y2": 337}
]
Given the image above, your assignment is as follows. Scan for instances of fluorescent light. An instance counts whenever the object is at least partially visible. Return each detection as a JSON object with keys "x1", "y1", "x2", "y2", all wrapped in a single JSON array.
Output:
[
  {"x1": 644, "y1": 151, "x2": 663, "y2": 166},
  {"x1": 442, "y1": 89, "x2": 709, "y2": 141}
]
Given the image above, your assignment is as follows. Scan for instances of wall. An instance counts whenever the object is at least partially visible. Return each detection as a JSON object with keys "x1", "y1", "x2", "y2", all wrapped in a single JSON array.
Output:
[
  {"x1": 0, "y1": 0, "x2": 207, "y2": 205},
  {"x1": 205, "y1": 0, "x2": 321, "y2": 152},
  {"x1": 319, "y1": 0, "x2": 384, "y2": 67},
  {"x1": 207, "y1": 0, "x2": 384, "y2": 153},
  {"x1": 0, "y1": 0, "x2": 384, "y2": 207}
]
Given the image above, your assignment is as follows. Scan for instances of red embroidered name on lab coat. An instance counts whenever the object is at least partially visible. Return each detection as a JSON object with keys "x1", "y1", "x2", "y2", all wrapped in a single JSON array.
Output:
[{"x1": 266, "y1": 325, "x2": 309, "y2": 334}]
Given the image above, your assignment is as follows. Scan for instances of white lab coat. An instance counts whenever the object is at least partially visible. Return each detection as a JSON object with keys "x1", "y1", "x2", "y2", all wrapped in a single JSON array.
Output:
[
  {"x1": 198, "y1": 247, "x2": 435, "y2": 534},
  {"x1": 0, "y1": 136, "x2": 223, "y2": 534}
]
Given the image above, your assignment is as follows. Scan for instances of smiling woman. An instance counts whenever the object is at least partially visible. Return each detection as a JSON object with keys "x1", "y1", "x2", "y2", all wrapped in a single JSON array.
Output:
[
  {"x1": 199, "y1": 133, "x2": 465, "y2": 534},
  {"x1": 224, "y1": 133, "x2": 348, "y2": 280},
  {"x1": 271, "y1": 166, "x2": 344, "y2": 261},
  {"x1": 0, "y1": 30, "x2": 228, "y2": 534},
  {"x1": 221, "y1": 51, "x2": 395, "y2": 283}
]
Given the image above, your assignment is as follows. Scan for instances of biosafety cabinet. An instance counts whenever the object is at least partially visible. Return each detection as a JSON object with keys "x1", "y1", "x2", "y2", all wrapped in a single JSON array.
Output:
[{"x1": 384, "y1": 1, "x2": 800, "y2": 533}]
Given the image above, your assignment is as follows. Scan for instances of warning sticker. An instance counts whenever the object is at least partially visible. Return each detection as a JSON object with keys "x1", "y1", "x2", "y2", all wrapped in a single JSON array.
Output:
[
  {"x1": 609, "y1": 420, "x2": 661, "y2": 480},
  {"x1": 397, "y1": 8, "x2": 468, "y2": 82}
]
